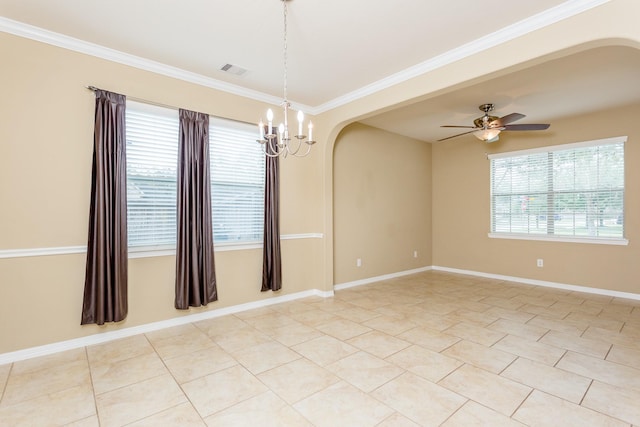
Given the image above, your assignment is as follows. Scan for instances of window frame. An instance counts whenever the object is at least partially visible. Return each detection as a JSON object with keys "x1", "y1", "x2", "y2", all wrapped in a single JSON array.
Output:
[{"x1": 487, "y1": 136, "x2": 628, "y2": 246}]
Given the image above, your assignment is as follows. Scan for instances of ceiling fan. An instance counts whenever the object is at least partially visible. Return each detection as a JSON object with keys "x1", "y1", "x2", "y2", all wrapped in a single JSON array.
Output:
[{"x1": 438, "y1": 103, "x2": 550, "y2": 142}]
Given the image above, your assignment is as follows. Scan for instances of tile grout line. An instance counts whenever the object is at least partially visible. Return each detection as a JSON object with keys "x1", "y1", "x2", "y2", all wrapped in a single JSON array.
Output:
[
  {"x1": 579, "y1": 379, "x2": 594, "y2": 406},
  {"x1": 148, "y1": 328, "x2": 210, "y2": 425},
  {"x1": 0, "y1": 362, "x2": 14, "y2": 406},
  {"x1": 83, "y1": 346, "x2": 100, "y2": 425},
  {"x1": 509, "y1": 387, "x2": 534, "y2": 419}
]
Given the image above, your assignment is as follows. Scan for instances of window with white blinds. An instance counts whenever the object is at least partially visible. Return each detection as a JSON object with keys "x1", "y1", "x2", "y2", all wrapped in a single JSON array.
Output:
[
  {"x1": 210, "y1": 117, "x2": 265, "y2": 243},
  {"x1": 489, "y1": 137, "x2": 625, "y2": 242},
  {"x1": 126, "y1": 101, "x2": 179, "y2": 248},
  {"x1": 125, "y1": 101, "x2": 265, "y2": 250}
]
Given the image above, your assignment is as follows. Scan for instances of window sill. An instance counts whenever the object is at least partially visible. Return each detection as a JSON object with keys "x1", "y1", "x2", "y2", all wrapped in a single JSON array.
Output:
[
  {"x1": 488, "y1": 233, "x2": 629, "y2": 246},
  {"x1": 128, "y1": 242, "x2": 262, "y2": 259},
  {"x1": 128, "y1": 233, "x2": 324, "y2": 259}
]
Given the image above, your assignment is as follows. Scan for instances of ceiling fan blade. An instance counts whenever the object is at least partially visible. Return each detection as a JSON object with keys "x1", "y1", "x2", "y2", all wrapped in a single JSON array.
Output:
[
  {"x1": 437, "y1": 129, "x2": 477, "y2": 142},
  {"x1": 491, "y1": 113, "x2": 525, "y2": 127},
  {"x1": 503, "y1": 123, "x2": 550, "y2": 131},
  {"x1": 440, "y1": 125, "x2": 477, "y2": 129}
]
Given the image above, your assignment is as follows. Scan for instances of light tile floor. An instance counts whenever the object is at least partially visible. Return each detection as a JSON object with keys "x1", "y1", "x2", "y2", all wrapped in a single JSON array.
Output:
[{"x1": 1, "y1": 270, "x2": 640, "y2": 426}]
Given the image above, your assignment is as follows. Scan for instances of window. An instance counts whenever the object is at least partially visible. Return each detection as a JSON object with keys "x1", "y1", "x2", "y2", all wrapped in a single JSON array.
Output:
[
  {"x1": 126, "y1": 102, "x2": 179, "y2": 248},
  {"x1": 125, "y1": 101, "x2": 265, "y2": 251},
  {"x1": 209, "y1": 117, "x2": 265, "y2": 243},
  {"x1": 489, "y1": 137, "x2": 625, "y2": 243}
]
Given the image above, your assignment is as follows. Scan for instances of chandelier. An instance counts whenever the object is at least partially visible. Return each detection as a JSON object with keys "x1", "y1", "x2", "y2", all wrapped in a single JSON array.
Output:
[{"x1": 257, "y1": 0, "x2": 316, "y2": 157}]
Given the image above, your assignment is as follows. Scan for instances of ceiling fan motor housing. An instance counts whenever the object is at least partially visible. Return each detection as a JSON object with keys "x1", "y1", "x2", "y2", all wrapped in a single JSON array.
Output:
[
  {"x1": 474, "y1": 103, "x2": 498, "y2": 128},
  {"x1": 474, "y1": 115, "x2": 499, "y2": 128},
  {"x1": 479, "y1": 103, "x2": 495, "y2": 113}
]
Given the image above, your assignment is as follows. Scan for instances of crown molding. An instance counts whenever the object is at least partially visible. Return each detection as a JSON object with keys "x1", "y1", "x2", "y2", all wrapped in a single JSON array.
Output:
[
  {"x1": 0, "y1": 16, "x2": 288, "y2": 108},
  {"x1": 1, "y1": 0, "x2": 609, "y2": 115},
  {"x1": 311, "y1": 0, "x2": 611, "y2": 114}
]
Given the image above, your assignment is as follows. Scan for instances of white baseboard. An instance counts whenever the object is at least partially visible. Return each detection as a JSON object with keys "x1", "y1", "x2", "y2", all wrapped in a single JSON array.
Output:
[
  {"x1": 335, "y1": 264, "x2": 640, "y2": 302},
  {"x1": 334, "y1": 266, "x2": 433, "y2": 290},
  {"x1": 431, "y1": 265, "x2": 640, "y2": 301},
  {"x1": 0, "y1": 287, "x2": 333, "y2": 366},
  {"x1": 4, "y1": 264, "x2": 638, "y2": 365}
]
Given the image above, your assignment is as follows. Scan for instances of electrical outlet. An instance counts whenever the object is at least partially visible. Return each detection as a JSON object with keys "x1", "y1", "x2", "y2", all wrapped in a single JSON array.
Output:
[
  {"x1": 356, "y1": 258, "x2": 362, "y2": 267},
  {"x1": 537, "y1": 259, "x2": 544, "y2": 267},
  {"x1": 413, "y1": 250, "x2": 418, "y2": 258}
]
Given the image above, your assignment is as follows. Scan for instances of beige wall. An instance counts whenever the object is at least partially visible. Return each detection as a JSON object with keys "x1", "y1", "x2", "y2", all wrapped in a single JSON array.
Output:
[
  {"x1": 3, "y1": 0, "x2": 640, "y2": 355},
  {"x1": 432, "y1": 104, "x2": 640, "y2": 294},
  {"x1": 319, "y1": 0, "x2": 640, "y2": 293},
  {"x1": 0, "y1": 33, "x2": 325, "y2": 354},
  {"x1": 333, "y1": 123, "x2": 431, "y2": 284}
]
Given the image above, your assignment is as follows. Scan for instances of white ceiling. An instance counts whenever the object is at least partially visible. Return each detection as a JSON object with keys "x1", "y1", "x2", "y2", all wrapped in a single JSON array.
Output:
[
  {"x1": 2, "y1": 0, "x2": 639, "y2": 142},
  {"x1": 361, "y1": 45, "x2": 640, "y2": 142}
]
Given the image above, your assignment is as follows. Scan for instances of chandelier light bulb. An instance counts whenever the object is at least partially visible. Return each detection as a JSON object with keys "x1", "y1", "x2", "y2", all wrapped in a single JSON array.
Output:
[
  {"x1": 297, "y1": 110, "x2": 304, "y2": 136},
  {"x1": 267, "y1": 109, "x2": 274, "y2": 135}
]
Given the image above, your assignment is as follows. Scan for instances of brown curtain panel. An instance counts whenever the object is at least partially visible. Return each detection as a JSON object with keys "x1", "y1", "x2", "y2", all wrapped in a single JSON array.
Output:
[
  {"x1": 81, "y1": 89, "x2": 128, "y2": 325},
  {"x1": 175, "y1": 109, "x2": 217, "y2": 309},
  {"x1": 261, "y1": 141, "x2": 282, "y2": 292}
]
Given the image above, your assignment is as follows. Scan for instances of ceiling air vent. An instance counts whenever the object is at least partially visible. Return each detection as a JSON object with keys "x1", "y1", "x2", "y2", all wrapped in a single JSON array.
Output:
[{"x1": 220, "y1": 63, "x2": 248, "y2": 76}]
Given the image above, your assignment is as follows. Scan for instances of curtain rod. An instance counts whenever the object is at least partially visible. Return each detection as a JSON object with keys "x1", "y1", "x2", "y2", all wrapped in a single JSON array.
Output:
[
  {"x1": 85, "y1": 85, "x2": 257, "y2": 127},
  {"x1": 86, "y1": 85, "x2": 178, "y2": 111}
]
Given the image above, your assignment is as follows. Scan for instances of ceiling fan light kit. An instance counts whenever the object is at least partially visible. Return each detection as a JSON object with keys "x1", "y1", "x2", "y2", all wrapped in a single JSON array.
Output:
[
  {"x1": 473, "y1": 128, "x2": 501, "y2": 143},
  {"x1": 439, "y1": 103, "x2": 550, "y2": 143}
]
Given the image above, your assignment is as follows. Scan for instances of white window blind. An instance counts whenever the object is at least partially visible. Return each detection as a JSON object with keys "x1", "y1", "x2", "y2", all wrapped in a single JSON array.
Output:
[
  {"x1": 126, "y1": 101, "x2": 179, "y2": 248},
  {"x1": 489, "y1": 137, "x2": 625, "y2": 241},
  {"x1": 210, "y1": 117, "x2": 265, "y2": 243},
  {"x1": 125, "y1": 101, "x2": 265, "y2": 250}
]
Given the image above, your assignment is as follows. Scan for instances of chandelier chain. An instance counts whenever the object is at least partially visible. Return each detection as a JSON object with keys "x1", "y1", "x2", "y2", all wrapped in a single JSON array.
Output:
[{"x1": 282, "y1": 0, "x2": 288, "y2": 102}]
